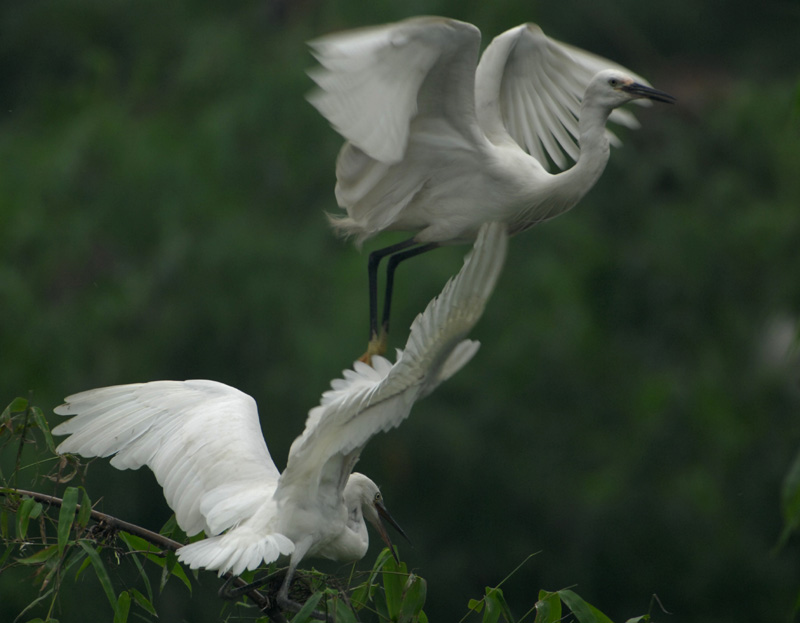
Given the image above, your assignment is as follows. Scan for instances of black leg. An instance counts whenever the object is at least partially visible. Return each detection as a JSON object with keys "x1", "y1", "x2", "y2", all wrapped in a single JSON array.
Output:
[
  {"x1": 382, "y1": 242, "x2": 440, "y2": 335},
  {"x1": 367, "y1": 238, "x2": 417, "y2": 341}
]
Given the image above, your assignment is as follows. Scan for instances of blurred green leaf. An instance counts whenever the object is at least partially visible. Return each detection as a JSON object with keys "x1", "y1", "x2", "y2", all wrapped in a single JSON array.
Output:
[
  {"x1": 16, "y1": 497, "x2": 41, "y2": 540},
  {"x1": 3, "y1": 397, "x2": 28, "y2": 418},
  {"x1": 129, "y1": 587, "x2": 157, "y2": 616},
  {"x1": 290, "y1": 592, "x2": 323, "y2": 623},
  {"x1": 16, "y1": 544, "x2": 58, "y2": 565},
  {"x1": 30, "y1": 406, "x2": 56, "y2": 455},
  {"x1": 121, "y1": 538, "x2": 154, "y2": 605},
  {"x1": 75, "y1": 487, "x2": 92, "y2": 529},
  {"x1": 161, "y1": 550, "x2": 192, "y2": 592},
  {"x1": 468, "y1": 599, "x2": 484, "y2": 613},
  {"x1": 534, "y1": 590, "x2": 562, "y2": 623},
  {"x1": 113, "y1": 590, "x2": 131, "y2": 623},
  {"x1": 779, "y1": 446, "x2": 800, "y2": 548},
  {"x1": 352, "y1": 548, "x2": 394, "y2": 610},
  {"x1": 482, "y1": 587, "x2": 512, "y2": 623},
  {"x1": 77, "y1": 540, "x2": 117, "y2": 611},
  {"x1": 118, "y1": 531, "x2": 191, "y2": 592},
  {"x1": 57, "y1": 486, "x2": 79, "y2": 556},
  {"x1": 558, "y1": 590, "x2": 614, "y2": 623},
  {"x1": 381, "y1": 554, "x2": 406, "y2": 619},
  {"x1": 398, "y1": 573, "x2": 427, "y2": 623}
]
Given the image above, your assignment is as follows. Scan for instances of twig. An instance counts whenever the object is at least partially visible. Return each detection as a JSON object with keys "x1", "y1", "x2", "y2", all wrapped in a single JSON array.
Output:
[
  {"x1": 3, "y1": 487, "x2": 183, "y2": 551},
  {"x1": 0, "y1": 487, "x2": 282, "y2": 619}
]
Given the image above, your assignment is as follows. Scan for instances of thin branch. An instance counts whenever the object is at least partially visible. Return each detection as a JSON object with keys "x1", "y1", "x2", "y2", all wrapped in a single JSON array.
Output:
[
  {"x1": 4, "y1": 487, "x2": 183, "y2": 550},
  {"x1": 0, "y1": 487, "x2": 283, "y2": 620}
]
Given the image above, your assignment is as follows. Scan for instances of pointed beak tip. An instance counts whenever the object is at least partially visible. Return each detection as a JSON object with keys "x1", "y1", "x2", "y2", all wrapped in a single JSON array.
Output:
[
  {"x1": 374, "y1": 501, "x2": 412, "y2": 551},
  {"x1": 625, "y1": 82, "x2": 676, "y2": 105}
]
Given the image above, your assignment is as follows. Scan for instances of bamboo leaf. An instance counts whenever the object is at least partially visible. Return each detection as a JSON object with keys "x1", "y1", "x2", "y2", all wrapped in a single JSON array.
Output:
[
  {"x1": 328, "y1": 597, "x2": 358, "y2": 623},
  {"x1": 16, "y1": 543, "x2": 59, "y2": 565},
  {"x1": 399, "y1": 573, "x2": 427, "y2": 622},
  {"x1": 3, "y1": 397, "x2": 28, "y2": 418},
  {"x1": 558, "y1": 589, "x2": 614, "y2": 623},
  {"x1": 62, "y1": 545, "x2": 88, "y2": 575},
  {"x1": 75, "y1": 555, "x2": 93, "y2": 579},
  {"x1": 77, "y1": 540, "x2": 117, "y2": 611},
  {"x1": 352, "y1": 549, "x2": 392, "y2": 609},
  {"x1": 16, "y1": 497, "x2": 37, "y2": 540},
  {"x1": 31, "y1": 405, "x2": 56, "y2": 454},
  {"x1": 130, "y1": 588, "x2": 157, "y2": 616},
  {"x1": 113, "y1": 590, "x2": 131, "y2": 623},
  {"x1": 482, "y1": 587, "x2": 505, "y2": 623},
  {"x1": 534, "y1": 590, "x2": 562, "y2": 623},
  {"x1": 290, "y1": 592, "x2": 323, "y2": 623},
  {"x1": 161, "y1": 550, "x2": 192, "y2": 592},
  {"x1": 119, "y1": 531, "x2": 160, "y2": 557},
  {"x1": 127, "y1": 548, "x2": 154, "y2": 604},
  {"x1": 119, "y1": 531, "x2": 190, "y2": 592},
  {"x1": 468, "y1": 599, "x2": 485, "y2": 613},
  {"x1": 58, "y1": 487, "x2": 79, "y2": 556},
  {"x1": 382, "y1": 554, "x2": 406, "y2": 619},
  {"x1": 76, "y1": 487, "x2": 92, "y2": 529}
]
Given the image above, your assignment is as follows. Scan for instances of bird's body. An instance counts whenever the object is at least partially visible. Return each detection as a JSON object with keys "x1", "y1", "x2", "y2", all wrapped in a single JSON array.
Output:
[
  {"x1": 52, "y1": 222, "x2": 508, "y2": 611},
  {"x1": 308, "y1": 18, "x2": 673, "y2": 355},
  {"x1": 310, "y1": 17, "x2": 673, "y2": 247}
]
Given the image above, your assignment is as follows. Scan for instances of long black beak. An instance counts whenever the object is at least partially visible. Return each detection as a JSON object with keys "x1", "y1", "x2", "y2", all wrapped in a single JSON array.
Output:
[
  {"x1": 375, "y1": 501, "x2": 411, "y2": 563},
  {"x1": 623, "y1": 82, "x2": 676, "y2": 104}
]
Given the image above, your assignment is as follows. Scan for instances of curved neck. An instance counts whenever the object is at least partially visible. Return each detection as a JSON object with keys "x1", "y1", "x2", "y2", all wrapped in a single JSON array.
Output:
[{"x1": 555, "y1": 102, "x2": 612, "y2": 193}]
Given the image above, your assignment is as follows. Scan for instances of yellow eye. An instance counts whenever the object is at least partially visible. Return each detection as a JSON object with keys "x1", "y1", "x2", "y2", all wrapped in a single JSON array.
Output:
[{"x1": 608, "y1": 78, "x2": 620, "y2": 87}]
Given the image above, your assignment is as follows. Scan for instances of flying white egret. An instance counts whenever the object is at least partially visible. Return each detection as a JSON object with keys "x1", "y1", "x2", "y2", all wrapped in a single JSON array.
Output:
[
  {"x1": 52, "y1": 221, "x2": 508, "y2": 615},
  {"x1": 308, "y1": 16, "x2": 674, "y2": 359}
]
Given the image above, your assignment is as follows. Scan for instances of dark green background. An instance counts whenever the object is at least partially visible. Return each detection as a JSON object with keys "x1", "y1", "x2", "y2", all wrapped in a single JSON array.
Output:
[{"x1": 2, "y1": 0, "x2": 800, "y2": 621}]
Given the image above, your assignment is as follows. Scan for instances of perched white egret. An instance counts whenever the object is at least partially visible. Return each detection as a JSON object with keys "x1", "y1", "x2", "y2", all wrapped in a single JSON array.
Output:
[
  {"x1": 308, "y1": 16, "x2": 674, "y2": 358},
  {"x1": 52, "y1": 222, "x2": 507, "y2": 614}
]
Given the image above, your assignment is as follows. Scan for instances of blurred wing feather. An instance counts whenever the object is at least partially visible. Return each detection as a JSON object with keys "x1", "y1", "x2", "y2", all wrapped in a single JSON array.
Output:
[
  {"x1": 477, "y1": 23, "x2": 651, "y2": 171},
  {"x1": 308, "y1": 17, "x2": 481, "y2": 164}
]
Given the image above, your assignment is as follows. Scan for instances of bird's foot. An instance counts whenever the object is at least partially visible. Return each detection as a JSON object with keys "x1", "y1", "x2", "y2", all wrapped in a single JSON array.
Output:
[{"x1": 358, "y1": 327, "x2": 388, "y2": 365}]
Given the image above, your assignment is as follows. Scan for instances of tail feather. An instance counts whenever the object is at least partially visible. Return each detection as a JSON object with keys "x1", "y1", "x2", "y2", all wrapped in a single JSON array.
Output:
[{"x1": 177, "y1": 529, "x2": 294, "y2": 577}]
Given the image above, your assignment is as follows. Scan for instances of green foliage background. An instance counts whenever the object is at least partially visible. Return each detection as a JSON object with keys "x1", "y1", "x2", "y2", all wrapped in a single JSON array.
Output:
[{"x1": 2, "y1": 0, "x2": 799, "y2": 621}]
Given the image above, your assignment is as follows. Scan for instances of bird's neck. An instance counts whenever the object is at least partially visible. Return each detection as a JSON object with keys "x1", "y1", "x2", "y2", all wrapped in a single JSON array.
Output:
[{"x1": 553, "y1": 102, "x2": 612, "y2": 198}]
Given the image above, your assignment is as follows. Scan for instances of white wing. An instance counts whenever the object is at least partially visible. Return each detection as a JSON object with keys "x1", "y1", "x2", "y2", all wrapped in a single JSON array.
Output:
[
  {"x1": 307, "y1": 16, "x2": 482, "y2": 164},
  {"x1": 475, "y1": 23, "x2": 652, "y2": 171},
  {"x1": 277, "y1": 221, "x2": 508, "y2": 508},
  {"x1": 53, "y1": 380, "x2": 280, "y2": 538}
]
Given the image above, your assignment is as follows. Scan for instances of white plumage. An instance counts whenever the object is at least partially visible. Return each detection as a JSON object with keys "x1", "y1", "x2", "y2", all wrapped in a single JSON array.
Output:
[
  {"x1": 53, "y1": 221, "x2": 508, "y2": 609},
  {"x1": 309, "y1": 17, "x2": 674, "y2": 245},
  {"x1": 308, "y1": 17, "x2": 673, "y2": 358}
]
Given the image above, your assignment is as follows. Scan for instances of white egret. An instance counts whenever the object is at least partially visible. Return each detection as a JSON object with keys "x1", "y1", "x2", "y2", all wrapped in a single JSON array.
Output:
[
  {"x1": 52, "y1": 221, "x2": 508, "y2": 615},
  {"x1": 308, "y1": 16, "x2": 674, "y2": 358}
]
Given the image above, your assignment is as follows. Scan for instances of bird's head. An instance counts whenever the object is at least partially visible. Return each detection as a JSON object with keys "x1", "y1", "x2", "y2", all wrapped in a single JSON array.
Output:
[
  {"x1": 348, "y1": 473, "x2": 410, "y2": 562},
  {"x1": 587, "y1": 69, "x2": 675, "y2": 110}
]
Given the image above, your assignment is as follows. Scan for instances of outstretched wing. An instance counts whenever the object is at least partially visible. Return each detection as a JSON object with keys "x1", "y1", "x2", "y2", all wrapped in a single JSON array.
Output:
[
  {"x1": 307, "y1": 16, "x2": 482, "y2": 164},
  {"x1": 475, "y1": 23, "x2": 652, "y2": 171},
  {"x1": 53, "y1": 380, "x2": 280, "y2": 537},
  {"x1": 277, "y1": 222, "x2": 508, "y2": 508}
]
